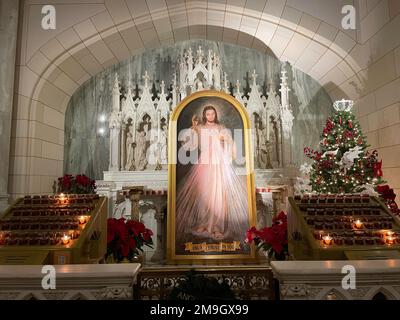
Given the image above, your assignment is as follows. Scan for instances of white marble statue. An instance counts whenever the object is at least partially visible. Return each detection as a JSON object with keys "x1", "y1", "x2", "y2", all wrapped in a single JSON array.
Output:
[
  {"x1": 257, "y1": 124, "x2": 271, "y2": 169},
  {"x1": 268, "y1": 119, "x2": 279, "y2": 167},
  {"x1": 280, "y1": 105, "x2": 294, "y2": 140},
  {"x1": 194, "y1": 72, "x2": 206, "y2": 91},
  {"x1": 125, "y1": 131, "x2": 135, "y2": 171},
  {"x1": 135, "y1": 126, "x2": 148, "y2": 171},
  {"x1": 159, "y1": 124, "x2": 168, "y2": 165},
  {"x1": 147, "y1": 129, "x2": 159, "y2": 167}
]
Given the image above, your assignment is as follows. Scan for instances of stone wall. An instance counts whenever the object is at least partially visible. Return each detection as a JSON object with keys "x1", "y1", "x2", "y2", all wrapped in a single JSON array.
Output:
[
  {"x1": 0, "y1": 0, "x2": 19, "y2": 210},
  {"x1": 352, "y1": 1, "x2": 400, "y2": 197}
]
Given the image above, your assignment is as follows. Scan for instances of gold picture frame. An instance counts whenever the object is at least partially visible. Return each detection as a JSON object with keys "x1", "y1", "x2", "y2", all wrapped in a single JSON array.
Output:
[{"x1": 167, "y1": 90, "x2": 258, "y2": 264}]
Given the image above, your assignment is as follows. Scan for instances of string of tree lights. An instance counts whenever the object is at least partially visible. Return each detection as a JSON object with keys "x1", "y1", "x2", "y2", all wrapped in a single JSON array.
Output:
[{"x1": 304, "y1": 100, "x2": 385, "y2": 194}]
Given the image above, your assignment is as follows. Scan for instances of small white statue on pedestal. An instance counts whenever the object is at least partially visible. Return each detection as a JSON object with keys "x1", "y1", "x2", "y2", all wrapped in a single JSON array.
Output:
[
  {"x1": 125, "y1": 131, "x2": 135, "y2": 171},
  {"x1": 135, "y1": 125, "x2": 148, "y2": 171}
]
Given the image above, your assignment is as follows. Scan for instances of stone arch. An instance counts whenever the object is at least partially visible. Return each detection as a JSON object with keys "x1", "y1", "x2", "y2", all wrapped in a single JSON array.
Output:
[
  {"x1": 10, "y1": 1, "x2": 363, "y2": 196},
  {"x1": 320, "y1": 288, "x2": 350, "y2": 300},
  {"x1": 69, "y1": 292, "x2": 91, "y2": 300},
  {"x1": 22, "y1": 292, "x2": 41, "y2": 300},
  {"x1": 365, "y1": 287, "x2": 399, "y2": 300}
]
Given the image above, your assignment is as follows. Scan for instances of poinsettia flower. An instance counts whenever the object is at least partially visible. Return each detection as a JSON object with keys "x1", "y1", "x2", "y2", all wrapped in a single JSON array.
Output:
[
  {"x1": 270, "y1": 241, "x2": 283, "y2": 254},
  {"x1": 121, "y1": 241, "x2": 130, "y2": 257},
  {"x1": 245, "y1": 226, "x2": 258, "y2": 243},
  {"x1": 129, "y1": 237, "x2": 136, "y2": 251},
  {"x1": 254, "y1": 227, "x2": 266, "y2": 241},
  {"x1": 60, "y1": 175, "x2": 73, "y2": 190},
  {"x1": 377, "y1": 185, "x2": 390, "y2": 193},
  {"x1": 106, "y1": 218, "x2": 154, "y2": 262},
  {"x1": 115, "y1": 218, "x2": 127, "y2": 240},
  {"x1": 142, "y1": 228, "x2": 153, "y2": 241},
  {"x1": 107, "y1": 218, "x2": 118, "y2": 244},
  {"x1": 246, "y1": 214, "x2": 288, "y2": 256},
  {"x1": 273, "y1": 211, "x2": 287, "y2": 224},
  {"x1": 126, "y1": 220, "x2": 145, "y2": 236}
]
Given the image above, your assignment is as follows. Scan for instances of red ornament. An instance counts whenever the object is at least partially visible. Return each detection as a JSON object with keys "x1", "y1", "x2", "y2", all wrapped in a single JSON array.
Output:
[
  {"x1": 339, "y1": 117, "x2": 342, "y2": 125},
  {"x1": 348, "y1": 120, "x2": 353, "y2": 129},
  {"x1": 323, "y1": 119, "x2": 334, "y2": 135},
  {"x1": 373, "y1": 160, "x2": 383, "y2": 178},
  {"x1": 357, "y1": 137, "x2": 363, "y2": 145},
  {"x1": 344, "y1": 131, "x2": 354, "y2": 138}
]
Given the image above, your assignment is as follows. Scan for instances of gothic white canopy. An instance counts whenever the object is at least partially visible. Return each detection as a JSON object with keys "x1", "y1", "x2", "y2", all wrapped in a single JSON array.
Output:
[{"x1": 108, "y1": 46, "x2": 295, "y2": 173}]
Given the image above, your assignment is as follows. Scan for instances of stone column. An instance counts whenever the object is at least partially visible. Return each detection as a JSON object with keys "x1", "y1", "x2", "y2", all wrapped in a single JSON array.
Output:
[
  {"x1": 137, "y1": 195, "x2": 167, "y2": 264},
  {"x1": 128, "y1": 188, "x2": 143, "y2": 221},
  {"x1": 109, "y1": 124, "x2": 121, "y2": 171},
  {"x1": 121, "y1": 124, "x2": 127, "y2": 170},
  {"x1": 282, "y1": 135, "x2": 293, "y2": 167},
  {"x1": 109, "y1": 74, "x2": 121, "y2": 171},
  {"x1": 150, "y1": 197, "x2": 166, "y2": 263},
  {"x1": 0, "y1": 0, "x2": 19, "y2": 212},
  {"x1": 272, "y1": 190, "x2": 281, "y2": 215},
  {"x1": 277, "y1": 123, "x2": 284, "y2": 168}
]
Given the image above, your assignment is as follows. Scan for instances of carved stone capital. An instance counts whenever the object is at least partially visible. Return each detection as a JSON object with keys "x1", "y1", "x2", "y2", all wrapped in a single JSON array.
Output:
[
  {"x1": 100, "y1": 287, "x2": 132, "y2": 300},
  {"x1": 280, "y1": 284, "x2": 309, "y2": 298}
]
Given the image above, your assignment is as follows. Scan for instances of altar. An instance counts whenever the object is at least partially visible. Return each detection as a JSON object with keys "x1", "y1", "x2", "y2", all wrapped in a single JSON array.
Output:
[
  {"x1": 97, "y1": 169, "x2": 296, "y2": 264},
  {"x1": 96, "y1": 46, "x2": 299, "y2": 264}
]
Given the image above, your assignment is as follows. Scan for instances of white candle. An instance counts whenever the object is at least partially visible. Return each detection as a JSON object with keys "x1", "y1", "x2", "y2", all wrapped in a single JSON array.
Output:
[
  {"x1": 386, "y1": 231, "x2": 394, "y2": 237},
  {"x1": 386, "y1": 236, "x2": 395, "y2": 245},
  {"x1": 61, "y1": 234, "x2": 71, "y2": 245},
  {"x1": 78, "y1": 216, "x2": 87, "y2": 225},
  {"x1": 322, "y1": 235, "x2": 333, "y2": 245},
  {"x1": 354, "y1": 220, "x2": 363, "y2": 229}
]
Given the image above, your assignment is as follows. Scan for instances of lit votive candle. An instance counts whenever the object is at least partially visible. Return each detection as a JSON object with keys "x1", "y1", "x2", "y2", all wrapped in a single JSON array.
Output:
[
  {"x1": 354, "y1": 220, "x2": 363, "y2": 229},
  {"x1": 59, "y1": 193, "x2": 67, "y2": 204},
  {"x1": 78, "y1": 216, "x2": 87, "y2": 225},
  {"x1": 61, "y1": 234, "x2": 71, "y2": 245},
  {"x1": 386, "y1": 231, "x2": 394, "y2": 237},
  {"x1": 322, "y1": 235, "x2": 333, "y2": 245},
  {"x1": 386, "y1": 236, "x2": 395, "y2": 245}
]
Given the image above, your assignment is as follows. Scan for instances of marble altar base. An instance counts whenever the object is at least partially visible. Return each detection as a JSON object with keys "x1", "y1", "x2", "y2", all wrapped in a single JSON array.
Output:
[{"x1": 97, "y1": 168, "x2": 298, "y2": 264}]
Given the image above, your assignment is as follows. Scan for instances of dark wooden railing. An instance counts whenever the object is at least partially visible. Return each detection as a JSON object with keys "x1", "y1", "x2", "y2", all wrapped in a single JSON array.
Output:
[{"x1": 133, "y1": 265, "x2": 275, "y2": 300}]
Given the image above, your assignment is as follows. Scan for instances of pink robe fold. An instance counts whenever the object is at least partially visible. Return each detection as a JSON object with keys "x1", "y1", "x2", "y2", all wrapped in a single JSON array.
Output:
[{"x1": 176, "y1": 124, "x2": 249, "y2": 243}]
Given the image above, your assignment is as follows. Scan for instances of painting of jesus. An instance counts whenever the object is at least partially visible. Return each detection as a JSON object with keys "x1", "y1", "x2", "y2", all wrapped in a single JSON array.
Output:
[{"x1": 167, "y1": 91, "x2": 257, "y2": 263}]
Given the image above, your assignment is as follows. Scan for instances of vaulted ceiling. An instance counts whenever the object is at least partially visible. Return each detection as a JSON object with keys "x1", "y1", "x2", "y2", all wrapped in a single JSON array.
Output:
[
  {"x1": 18, "y1": 0, "x2": 366, "y2": 117},
  {"x1": 13, "y1": 0, "x2": 400, "y2": 196}
]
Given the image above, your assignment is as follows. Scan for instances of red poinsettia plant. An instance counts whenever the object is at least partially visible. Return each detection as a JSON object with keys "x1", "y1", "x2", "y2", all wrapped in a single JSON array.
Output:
[
  {"x1": 377, "y1": 185, "x2": 399, "y2": 216},
  {"x1": 106, "y1": 218, "x2": 153, "y2": 262},
  {"x1": 246, "y1": 211, "x2": 288, "y2": 260},
  {"x1": 57, "y1": 174, "x2": 96, "y2": 194}
]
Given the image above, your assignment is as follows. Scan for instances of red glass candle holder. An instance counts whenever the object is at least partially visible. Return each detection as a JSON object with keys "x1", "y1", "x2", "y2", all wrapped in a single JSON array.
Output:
[
  {"x1": 313, "y1": 231, "x2": 324, "y2": 240},
  {"x1": 334, "y1": 237, "x2": 343, "y2": 245},
  {"x1": 345, "y1": 238, "x2": 354, "y2": 245},
  {"x1": 355, "y1": 237, "x2": 364, "y2": 245},
  {"x1": 365, "y1": 238, "x2": 375, "y2": 245}
]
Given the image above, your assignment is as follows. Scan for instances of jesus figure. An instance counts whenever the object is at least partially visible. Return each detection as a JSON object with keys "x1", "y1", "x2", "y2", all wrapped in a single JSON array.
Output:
[{"x1": 176, "y1": 105, "x2": 249, "y2": 243}]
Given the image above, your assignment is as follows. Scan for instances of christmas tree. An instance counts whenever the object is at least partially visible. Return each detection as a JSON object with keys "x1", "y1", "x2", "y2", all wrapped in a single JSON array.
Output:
[{"x1": 304, "y1": 99, "x2": 385, "y2": 194}]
